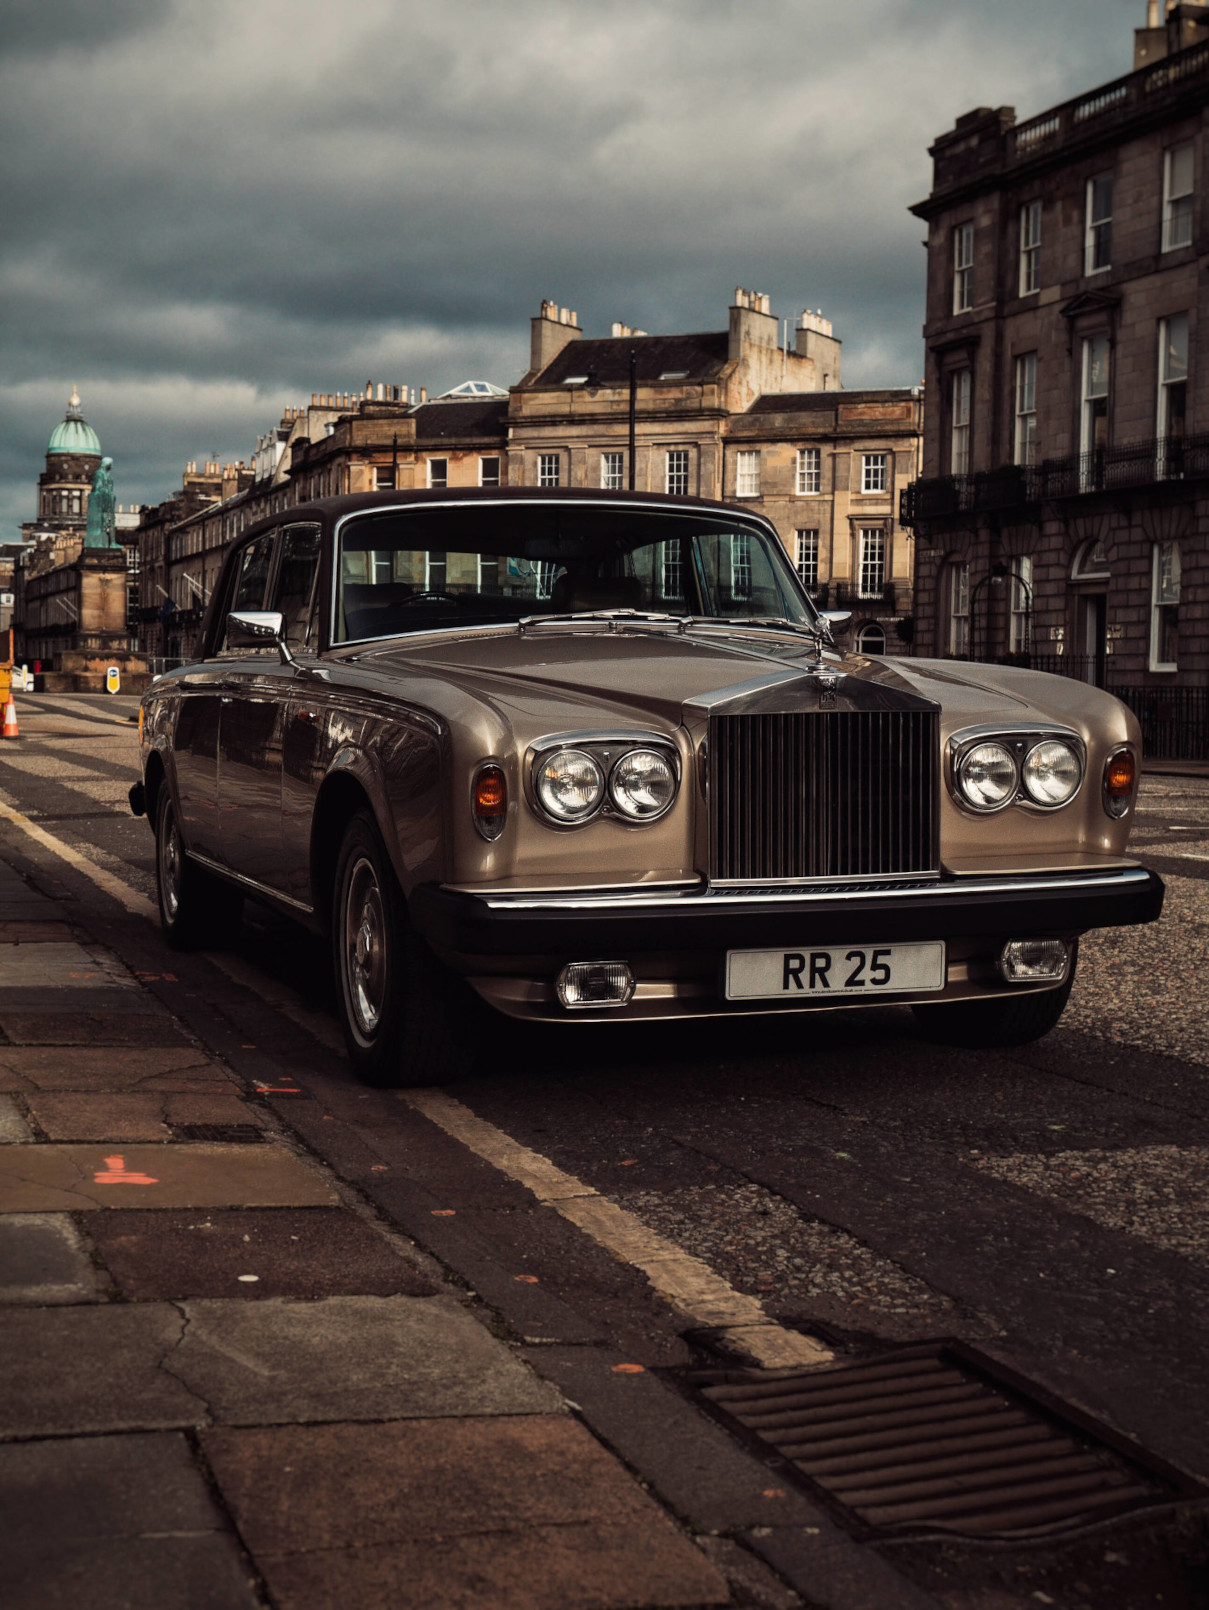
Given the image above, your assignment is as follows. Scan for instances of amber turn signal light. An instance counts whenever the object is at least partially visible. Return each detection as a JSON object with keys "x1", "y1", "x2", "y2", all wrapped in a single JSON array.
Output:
[
  {"x1": 473, "y1": 763, "x2": 507, "y2": 840},
  {"x1": 1103, "y1": 749, "x2": 1136, "y2": 818}
]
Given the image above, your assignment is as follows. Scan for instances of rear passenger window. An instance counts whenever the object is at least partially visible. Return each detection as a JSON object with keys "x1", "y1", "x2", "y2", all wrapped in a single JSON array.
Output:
[{"x1": 272, "y1": 525, "x2": 322, "y2": 650}]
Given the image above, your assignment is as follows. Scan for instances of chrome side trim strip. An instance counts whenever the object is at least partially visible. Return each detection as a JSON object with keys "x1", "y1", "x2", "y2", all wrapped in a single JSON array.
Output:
[
  {"x1": 188, "y1": 851, "x2": 315, "y2": 915},
  {"x1": 471, "y1": 865, "x2": 1152, "y2": 913}
]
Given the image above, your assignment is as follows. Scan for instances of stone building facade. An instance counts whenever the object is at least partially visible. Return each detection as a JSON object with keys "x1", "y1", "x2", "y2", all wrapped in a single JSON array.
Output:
[
  {"x1": 902, "y1": 4, "x2": 1209, "y2": 707},
  {"x1": 141, "y1": 294, "x2": 922, "y2": 663}
]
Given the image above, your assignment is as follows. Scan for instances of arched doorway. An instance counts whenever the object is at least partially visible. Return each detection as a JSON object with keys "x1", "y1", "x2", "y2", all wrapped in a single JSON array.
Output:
[
  {"x1": 1070, "y1": 537, "x2": 1110, "y2": 686},
  {"x1": 856, "y1": 622, "x2": 886, "y2": 654}
]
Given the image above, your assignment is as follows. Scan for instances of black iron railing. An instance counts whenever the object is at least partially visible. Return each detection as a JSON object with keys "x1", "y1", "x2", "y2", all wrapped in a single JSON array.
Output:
[{"x1": 900, "y1": 435, "x2": 1209, "y2": 526}]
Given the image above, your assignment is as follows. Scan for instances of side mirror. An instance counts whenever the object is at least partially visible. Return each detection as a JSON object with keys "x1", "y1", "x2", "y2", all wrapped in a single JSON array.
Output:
[
  {"x1": 820, "y1": 609, "x2": 852, "y2": 643},
  {"x1": 226, "y1": 610, "x2": 295, "y2": 665}
]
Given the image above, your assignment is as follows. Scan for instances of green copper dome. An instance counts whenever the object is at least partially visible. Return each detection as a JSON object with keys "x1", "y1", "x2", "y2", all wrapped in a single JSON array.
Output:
[{"x1": 48, "y1": 388, "x2": 101, "y2": 456}]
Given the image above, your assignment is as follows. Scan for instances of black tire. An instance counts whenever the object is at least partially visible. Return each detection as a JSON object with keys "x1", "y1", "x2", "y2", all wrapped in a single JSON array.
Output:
[
  {"x1": 155, "y1": 786, "x2": 243, "y2": 950},
  {"x1": 911, "y1": 952, "x2": 1076, "y2": 1049},
  {"x1": 332, "y1": 809, "x2": 475, "y2": 1087}
]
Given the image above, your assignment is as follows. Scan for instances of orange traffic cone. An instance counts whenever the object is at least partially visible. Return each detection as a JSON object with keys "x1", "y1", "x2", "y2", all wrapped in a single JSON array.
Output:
[{"x1": 1, "y1": 697, "x2": 18, "y2": 739}]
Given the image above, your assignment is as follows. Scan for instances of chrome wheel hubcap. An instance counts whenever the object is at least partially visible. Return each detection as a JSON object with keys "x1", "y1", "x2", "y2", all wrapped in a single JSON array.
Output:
[
  {"x1": 160, "y1": 809, "x2": 181, "y2": 922},
  {"x1": 344, "y1": 856, "x2": 386, "y2": 1038}
]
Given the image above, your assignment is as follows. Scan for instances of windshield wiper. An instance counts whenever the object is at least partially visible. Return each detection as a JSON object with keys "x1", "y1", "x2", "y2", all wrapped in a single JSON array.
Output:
[{"x1": 518, "y1": 609, "x2": 692, "y2": 634}]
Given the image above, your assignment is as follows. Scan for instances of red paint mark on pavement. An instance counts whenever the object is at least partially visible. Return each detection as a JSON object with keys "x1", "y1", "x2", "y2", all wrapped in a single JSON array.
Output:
[
  {"x1": 762, "y1": 1488, "x2": 786, "y2": 1499},
  {"x1": 618, "y1": 1159, "x2": 638, "y2": 1166},
  {"x1": 94, "y1": 1154, "x2": 158, "y2": 1186},
  {"x1": 514, "y1": 1274, "x2": 539, "y2": 1284},
  {"x1": 370, "y1": 1164, "x2": 389, "y2": 1171},
  {"x1": 431, "y1": 1209, "x2": 456, "y2": 1216},
  {"x1": 611, "y1": 1363, "x2": 645, "y2": 1374}
]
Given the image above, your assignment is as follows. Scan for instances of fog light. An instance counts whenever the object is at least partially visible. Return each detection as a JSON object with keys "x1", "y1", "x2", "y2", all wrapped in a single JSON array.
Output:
[
  {"x1": 998, "y1": 939, "x2": 1070, "y2": 984},
  {"x1": 557, "y1": 961, "x2": 635, "y2": 1009}
]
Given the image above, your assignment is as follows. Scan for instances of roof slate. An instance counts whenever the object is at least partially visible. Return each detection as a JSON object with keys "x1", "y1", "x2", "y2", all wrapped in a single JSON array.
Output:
[
  {"x1": 535, "y1": 332, "x2": 731, "y2": 387},
  {"x1": 411, "y1": 399, "x2": 509, "y2": 441}
]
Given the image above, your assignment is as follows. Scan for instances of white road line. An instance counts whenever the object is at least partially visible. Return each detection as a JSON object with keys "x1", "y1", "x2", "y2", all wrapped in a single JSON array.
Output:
[
  {"x1": 404, "y1": 1089, "x2": 834, "y2": 1371},
  {"x1": 0, "y1": 798, "x2": 156, "y2": 919}
]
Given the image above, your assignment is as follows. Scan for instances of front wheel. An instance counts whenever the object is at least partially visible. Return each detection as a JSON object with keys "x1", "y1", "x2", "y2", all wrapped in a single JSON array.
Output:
[
  {"x1": 911, "y1": 955, "x2": 1076, "y2": 1049},
  {"x1": 332, "y1": 810, "x2": 475, "y2": 1087},
  {"x1": 155, "y1": 786, "x2": 242, "y2": 950}
]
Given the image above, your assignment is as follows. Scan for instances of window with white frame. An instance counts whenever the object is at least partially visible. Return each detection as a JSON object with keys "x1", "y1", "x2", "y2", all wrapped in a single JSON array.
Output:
[
  {"x1": 735, "y1": 450, "x2": 761, "y2": 497},
  {"x1": 600, "y1": 451, "x2": 624, "y2": 490},
  {"x1": 478, "y1": 553, "x2": 501, "y2": 593},
  {"x1": 1019, "y1": 200, "x2": 1042, "y2": 295},
  {"x1": 858, "y1": 528, "x2": 886, "y2": 598},
  {"x1": 375, "y1": 464, "x2": 396, "y2": 490},
  {"x1": 953, "y1": 222, "x2": 974, "y2": 313},
  {"x1": 1162, "y1": 142, "x2": 1194, "y2": 253},
  {"x1": 1085, "y1": 175, "x2": 1113, "y2": 273},
  {"x1": 947, "y1": 561, "x2": 970, "y2": 656},
  {"x1": 425, "y1": 549, "x2": 447, "y2": 590},
  {"x1": 426, "y1": 457, "x2": 448, "y2": 489},
  {"x1": 536, "y1": 560, "x2": 558, "y2": 599},
  {"x1": 730, "y1": 532, "x2": 752, "y2": 598},
  {"x1": 1080, "y1": 334, "x2": 1110, "y2": 484},
  {"x1": 1009, "y1": 554, "x2": 1033, "y2": 655},
  {"x1": 1158, "y1": 313, "x2": 1189, "y2": 448},
  {"x1": 665, "y1": 448, "x2": 690, "y2": 496},
  {"x1": 537, "y1": 453, "x2": 561, "y2": 487},
  {"x1": 861, "y1": 453, "x2": 888, "y2": 494},
  {"x1": 1150, "y1": 541, "x2": 1181, "y2": 670},
  {"x1": 795, "y1": 529, "x2": 819, "y2": 590},
  {"x1": 796, "y1": 447, "x2": 821, "y2": 494},
  {"x1": 1014, "y1": 352, "x2": 1037, "y2": 466},
  {"x1": 478, "y1": 455, "x2": 501, "y2": 487},
  {"x1": 659, "y1": 540, "x2": 684, "y2": 601},
  {"x1": 950, "y1": 369, "x2": 972, "y2": 476},
  {"x1": 856, "y1": 623, "x2": 886, "y2": 654}
]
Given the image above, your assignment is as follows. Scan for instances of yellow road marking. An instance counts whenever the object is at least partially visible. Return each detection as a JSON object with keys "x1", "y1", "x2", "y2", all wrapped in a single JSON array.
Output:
[
  {"x1": 404, "y1": 1089, "x2": 833, "y2": 1371},
  {"x1": 0, "y1": 798, "x2": 156, "y2": 918}
]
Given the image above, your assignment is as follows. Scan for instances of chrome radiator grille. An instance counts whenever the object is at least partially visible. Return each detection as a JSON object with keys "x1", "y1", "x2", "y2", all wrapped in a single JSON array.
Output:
[{"x1": 709, "y1": 710, "x2": 939, "y2": 883}]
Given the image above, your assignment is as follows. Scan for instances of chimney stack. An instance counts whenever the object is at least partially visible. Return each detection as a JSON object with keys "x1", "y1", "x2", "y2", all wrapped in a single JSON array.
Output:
[{"x1": 530, "y1": 299, "x2": 582, "y2": 375}]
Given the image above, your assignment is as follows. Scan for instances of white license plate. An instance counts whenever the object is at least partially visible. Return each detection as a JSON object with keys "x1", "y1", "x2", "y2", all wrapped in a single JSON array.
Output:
[{"x1": 725, "y1": 941, "x2": 946, "y2": 1001}]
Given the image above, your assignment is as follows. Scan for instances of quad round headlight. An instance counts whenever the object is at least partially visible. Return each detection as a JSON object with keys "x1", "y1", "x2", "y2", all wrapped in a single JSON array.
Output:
[
  {"x1": 609, "y1": 749, "x2": 677, "y2": 820},
  {"x1": 1021, "y1": 739, "x2": 1082, "y2": 807},
  {"x1": 535, "y1": 749, "x2": 604, "y2": 822},
  {"x1": 956, "y1": 741, "x2": 1017, "y2": 812}
]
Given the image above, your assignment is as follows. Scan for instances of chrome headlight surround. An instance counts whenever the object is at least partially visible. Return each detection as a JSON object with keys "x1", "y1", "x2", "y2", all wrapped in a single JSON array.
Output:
[
  {"x1": 948, "y1": 725, "x2": 1086, "y2": 816},
  {"x1": 527, "y1": 731, "x2": 681, "y2": 829}
]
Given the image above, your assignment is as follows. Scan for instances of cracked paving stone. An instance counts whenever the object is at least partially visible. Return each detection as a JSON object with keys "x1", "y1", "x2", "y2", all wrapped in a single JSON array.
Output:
[{"x1": 0, "y1": 1046, "x2": 236, "y2": 1094}]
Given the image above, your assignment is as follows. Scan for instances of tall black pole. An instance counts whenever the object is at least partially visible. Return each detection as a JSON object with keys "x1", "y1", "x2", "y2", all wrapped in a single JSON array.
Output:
[{"x1": 628, "y1": 347, "x2": 638, "y2": 490}]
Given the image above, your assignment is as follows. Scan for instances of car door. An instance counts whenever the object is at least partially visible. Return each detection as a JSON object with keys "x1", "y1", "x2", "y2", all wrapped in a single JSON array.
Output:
[
  {"x1": 212, "y1": 531, "x2": 288, "y2": 887},
  {"x1": 272, "y1": 525, "x2": 327, "y2": 907}
]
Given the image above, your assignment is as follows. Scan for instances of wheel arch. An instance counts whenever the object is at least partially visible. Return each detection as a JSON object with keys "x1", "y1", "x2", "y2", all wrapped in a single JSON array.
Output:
[
  {"x1": 143, "y1": 748, "x2": 168, "y2": 826},
  {"x1": 311, "y1": 771, "x2": 390, "y2": 935}
]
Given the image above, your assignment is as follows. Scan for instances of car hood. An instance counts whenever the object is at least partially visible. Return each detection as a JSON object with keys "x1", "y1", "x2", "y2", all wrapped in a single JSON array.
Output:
[{"x1": 354, "y1": 626, "x2": 1042, "y2": 728}]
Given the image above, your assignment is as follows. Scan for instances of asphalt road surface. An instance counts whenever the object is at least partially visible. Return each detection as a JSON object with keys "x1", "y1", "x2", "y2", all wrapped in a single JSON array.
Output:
[{"x1": 2, "y1": 691, "x2": 1208, "y2": 1609}]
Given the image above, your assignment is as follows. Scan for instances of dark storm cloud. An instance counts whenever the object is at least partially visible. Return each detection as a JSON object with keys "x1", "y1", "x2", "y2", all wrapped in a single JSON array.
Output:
[{"x1": 1, "y1": 0, "x2": 1145, "y2": 531}]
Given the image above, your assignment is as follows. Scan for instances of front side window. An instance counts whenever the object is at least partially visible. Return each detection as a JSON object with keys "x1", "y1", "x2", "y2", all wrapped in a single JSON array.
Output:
[
  {"x1": 861, "y1": 453, "x2": 888, "y2": 494},
  {"x1": 1150, "y1": 541, "x2": 1181, "y2": 670},
  {"x1": 271, "y1": 524, "x2": 322, "y2": 649},
  {"x1": 1162, "y1": 142, "x2": 1194, "y2": 252},
  {"x1": 537, "y1": 453, "x2": 561, "y2": 488},
  {"x1": 601, "y1": 451, "x2": 624, "y2": 490},
  {"x1": 858, "y1": 528, "x2": 886, "y2": 598},
  {"x1": 796, "y1": 447, "x2": 820, "y2": 494},
  {"x1": 953, "y1": 222, "x2": 974, "y2": 312},
  {"x1": 795, "y1": 528, "x2": 819, "y2": 589},
  {"x1": 1085, "y1": 175, "x2": 1113, "y2": 273},
  {"x1": 1014, "y1": 352, "x2": 1037, "y2": 466},
  {"x1": 950, "y1": 369, "x2": 972, "y2": 476},
  {"x1": 1080, "y1": 334, "x2": 1110, "y2": 482},
  {"x1": 735, "y1": 450, "x2": 761, "y2": 497},
  {"x1": 665, "y1": 448, "x2": 690, "y2": 496},
  {"x1": 220, "y1": 533, "x2": 276, "y2": 651},
  {"x1": 478, "y1": 456, "x2": 501, "y2": 487},
  {"x1": 426, "y1": 458, "x2": 448, "y2": 489},
  {"x1": 1009, "y1": 554, "x2": 1033, "y2": 655},
  {"x1": 334, "y1": 504, "x2": 815, "y2": 642},
  {"x1": 947, "y1": 560, "x2": 970, "y2": 657},
  {"x1": 1019, "y1": 200, "x2": 1042, "y2": 295}
]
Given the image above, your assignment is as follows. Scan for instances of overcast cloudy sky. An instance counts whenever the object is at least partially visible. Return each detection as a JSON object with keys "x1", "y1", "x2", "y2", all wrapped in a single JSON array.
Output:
[{"x1": 1, "y1": 0, "x2": 1145, "y2": 539}]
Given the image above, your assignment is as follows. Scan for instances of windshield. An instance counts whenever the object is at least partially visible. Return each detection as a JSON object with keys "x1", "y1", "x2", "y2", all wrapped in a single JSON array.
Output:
[{"x1": 334, "y1": 502, "x2": 816, "y2": 643}]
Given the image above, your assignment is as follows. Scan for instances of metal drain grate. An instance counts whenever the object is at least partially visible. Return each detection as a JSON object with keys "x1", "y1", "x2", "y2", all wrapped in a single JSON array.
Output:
[
  {"x1": 171, "y1": 1124, "x2": 266, "y2": 1143},
  {"x1": 694, "y1": 1343, "x2": 1206, "y2": 1539}
]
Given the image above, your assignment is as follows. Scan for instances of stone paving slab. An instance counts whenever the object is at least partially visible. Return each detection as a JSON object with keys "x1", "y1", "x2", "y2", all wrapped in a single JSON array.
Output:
[
  {"x1": 202, "y1": 1416, "x2": 729, "y2": 1610},
  {"x1": 0, "y1": 1093, "x2": 32, "y2": 1141},
  {"x1": 0, "y1": 1305, "x2": 206, "y2": 1437},
  {"x1": 0, "y1": 1011, "x2": 191, "y2": 1045},
  {"x1": 0, "y1": 1046, "x2": 234, "y2": 1092},
  {"x1": 173, "y1": 1295, "x2": 563, "y2": 1425},
  {"x1": 0, "y1": 1432, "x2": 260, "y2": 1610},
  {"x1": 0, "y1": 1142, "x2": 340, "y2": 1211},
  {"x1": 0, "y1": 1213, "x2": 99, "y2": 1303},
  {"x1": 90, "y1": 1207, "x2": 436, "y2": 1300},
  {"x1": 0, "y1": 941, "x2": 136, "y2": 988},
  {"x1": 0, "y1": 921, "x2": 74, "y2": 941},
  {"x1": 24, "y1": 1090, "x2": 265, "y2": 1140}
]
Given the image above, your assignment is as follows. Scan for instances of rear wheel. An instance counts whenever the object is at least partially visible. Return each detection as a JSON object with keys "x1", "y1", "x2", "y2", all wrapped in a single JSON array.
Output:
[
  {"x1": 332, "y1": 810, "x2": 475, "y2": 1087},
  {"x1": 155, "y1": 787, "x2": 242, "y2": 950},
  {"x1": 911, "y1": 954, "x2": 1076, "y2": 1048}
]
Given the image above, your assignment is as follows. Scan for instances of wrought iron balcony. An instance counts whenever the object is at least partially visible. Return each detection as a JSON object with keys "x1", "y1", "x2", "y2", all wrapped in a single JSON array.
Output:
[{"x1": 900, "y1": 434, "x2": 1209, "y2": 527}]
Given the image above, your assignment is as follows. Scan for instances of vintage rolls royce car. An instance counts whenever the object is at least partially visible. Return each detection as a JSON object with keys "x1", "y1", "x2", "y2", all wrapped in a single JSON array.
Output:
[{"x1": 131, "y1": 489, "x2": 1163, "y2": 1085}]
